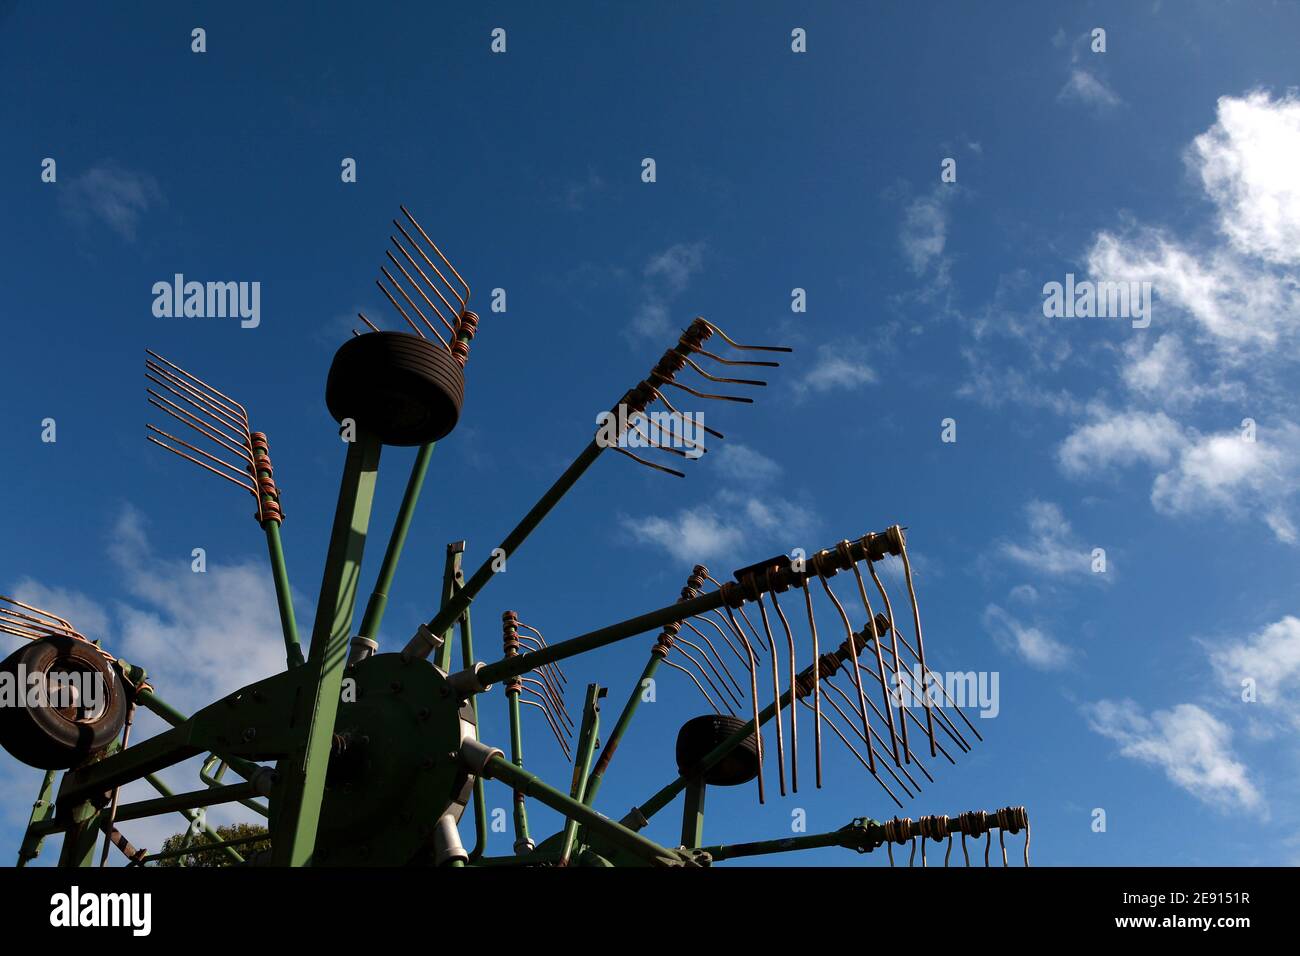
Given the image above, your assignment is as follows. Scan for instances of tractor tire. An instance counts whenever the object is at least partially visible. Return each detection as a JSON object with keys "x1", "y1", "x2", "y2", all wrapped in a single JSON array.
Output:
[
  {"x1": 325, "y1": 331, "x2": 464, "y2": 446},
  {"x1": 675, "y1": 714, "x2": 760, "y2": 787},
  {"x1": 0, "y1": 636, "x2": 128, "y2": 770}
]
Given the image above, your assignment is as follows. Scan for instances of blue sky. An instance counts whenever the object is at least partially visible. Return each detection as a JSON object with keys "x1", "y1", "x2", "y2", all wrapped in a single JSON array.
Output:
[{"x1": 2, "y1": 1, "x2": 1299, "y2": 866}]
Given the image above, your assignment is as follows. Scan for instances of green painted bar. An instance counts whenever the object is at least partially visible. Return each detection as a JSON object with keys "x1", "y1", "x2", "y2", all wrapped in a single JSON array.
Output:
[
  {"x1": 680, "y1": 776, "x2": 707, "y2": 849},
  {"x1": 358, "y1": 441, "x2": 435, "y2": 642},
  {"x1": 559, "y1": 683, "x2": 602, "y2": 865},
  {"x1": 16, "y1": 769, "x2": 58, "y2": 866},
  {"x1": 584, "y1": 653, "x2": 662, "y2": 807}
]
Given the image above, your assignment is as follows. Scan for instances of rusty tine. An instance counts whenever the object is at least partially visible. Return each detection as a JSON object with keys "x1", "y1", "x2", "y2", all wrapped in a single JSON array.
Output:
[
  {"x1": 694, "y1": 318, "x2": 793, "y2": 354},
  {"x1": 823, "y1": 677, "x2": 932, "y2": 787},
  {"x1": 666, "y1": 378, "x2": 754, "y2": 405},
  {"x1": 610, "y1": 446, "x2": 687, "y2": 478},
  {"x1": 799, "y1": 698, "x2": 903, "y2": 810},
  {"x1": 707, "y1": 608, "x2": 763, "y2": 662},
  {"x1": 380, "y1": 265, "x2": 448, "y2": 347},
  {"x1": 871, "y1": 619, "x2": 977, "y2": 752},
  {"x1": 376, "y1": 275, "x2": 432, "y2": 341},
  {"x1": 865, "y1": 540, "x2": 917, "y2": 761},
  {"x1": 721, "y1": 601, "x2": 765, "y2": 805},
  {"x1": 519, "y1": 697, "x2": 571, "y2": 760},
  {"x1": 357, "y1": 312, "x2": 380, "y2": 333},
  {"x1": 816, "y1": 566, "x2": 874, "y2": 774},
  {"x1": 647, "y1": 385, "x2": 726, "y2": 442},
  {"x1": 624, "y1": 415, "x2": 693, "y2": 460},
  {"x1": 691, "y1": 346, "x2": 780, "y2": 369},
  {"x1": 399, "y1": 205, "x2": 471, "y2": 314},
  {"x1": 849, "y1": 556, "x2": 902, "y2": 765},
  {"x1": 814, "y1": 686, "x2": 918, "y2": 798},
  {"x1": 799, "y1": 579, "x2": 824, "y2": 789},
  {"x1": 894, "y1": 527, "x2": 938, "y2": 758},
  {"x1": 384, "y1": 252, "x2": 454, "y2": 339},
  {"x1": 633, "y1": 409, "x2": 708, "y2": 455},
  {"x1": 662, "y1": 659, "x2": 722, "y2": 715},
  {"x1": 682, "y1": 355, "x2": 767, "y2": 388},
  {"x1": 146, "y1": 390, "x2": 252, "y2": 468},
  {"x1": 389, "y1": 234, "x2": 459, "y2": 336},
  {"x1": 145, "y1": 349, "x2": 251, "y2": 425},
  {"x1": 752, "y1": 592, "x2": 787, "y2": 796},
  {"x1": 513, "y1": 634, "x2": 568, "y2": 695},
  {"x1": 520, "y1": 676, "x2": 572, "y2": 732},
  {"x1": 146, "y1": 427, "x2": 258, "y2": 492},
  {"x1": 145, "y1": 364, "x2": 249, "y2": 442},
  {"x1": 514, "y1": 622, "x2": 569, "y2": 685},
  {"x1": 682, "y1": 620, "x2": 746, "y2": 698},
  {"x1": 675, "y1": 636, "x2": 742, "y2": 712},
  {"x1": 766, "y1": 576, "x2": 800, "y2": 794}
]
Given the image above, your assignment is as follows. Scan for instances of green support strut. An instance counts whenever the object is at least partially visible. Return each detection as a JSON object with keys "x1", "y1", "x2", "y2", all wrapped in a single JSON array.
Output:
[
  {"x1": 272, "y1": 431, "x2": 382, "y2": 866},
  {"x1": 16, "y1": 770, "x2": 58, "y2": 866},
  {"x1": 559, "y1": 683, "x2": 604, "y2": 866}
]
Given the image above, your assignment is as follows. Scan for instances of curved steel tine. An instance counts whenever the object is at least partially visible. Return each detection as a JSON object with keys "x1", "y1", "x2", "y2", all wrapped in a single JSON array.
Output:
[
  {"x1": 823, "y1": 678, "x2": 928, "y2": 789},
  {"x1": 635, "y1": 410, "x2": 707, "y2": 454},
  {"x1": 1, "y1": 597, "x2": 75, "y2": 632},
  {"x1": 814, "y1": 687, "x2": 917, "y2": 797},
  {"x1": 849, "y1": 664, "x2": 953, "y2": 771},
  {"x1": 695, "y1": 318, "x2": 793, "y2": 354},
  {"x1": 752, "y1": 592, "x2": 787, "y2": 796},
  {"x1": 721, "y1": 602, "x2": 765, "y2": 804},
  {"x1": 871, "y1": 631, "x2": 974, "y2": 753},
  {"x1": 910, "y1": 836, "x2": 917, "y2": 868},
  {"x1": 865, "y1": 547, "x2": 917, "y2": 761},
  {"x1": 895, "y1": 530, "x2": 937, "y2": 758},
  {"x1": 961, "y1": 831, "x2": 970, "y2": 867},
  {"x1": 984, "y1": 831, "x2": 992, "y2": 867},
  {"x1": 666, "y1": 378, "x2": 754, "y2": 405},
  {"x1": 707, "y1": 608, "x2": 762, "y2": 662},
  {"x1": 611, "y1": 446, "x2": 687, "y2": 478},
  {"x1": 625, "y1": 415, "x2": 692, "y2": 459},
  {"x1": 662, "y1": 659, "x2": 722, "y2": 715},
  {"x1": 385, "y1": 252, "x2": 455, "y2": 339},
  {"x1": 519, "y1": 684, "x2": 571, "y2": 740},
  {"x1": 520, "y1": 676, "x2": 572, "y2": 731},
  {"x1": 389, "y1": 236, "x2": 458, "y2": 336},
  {"x1": 945, "y1": 833, "x2": 954, "y2": 867},
  {"x1": 681, "y1": 621, "x2": 745, "y2": 697},
  {"x1": 380, "y1": 265, "x2": 446, "y2": 345},
  {"x1": 766, "y1": 576, "x2": 799, "y2": 794},
  {"x1": 399, "y1": 205, "x2": 471, "y2": 312},
  {"x1": 514, "y1": 623, "x2": 569, "y2": 684},
  {"x1": 799, "y1": 579, "x2": 824, "y2": 788},
  {"x1": 145, "y1": 365, "x2": 250, "y2": 441},
  {"x1": 683, "y1": 355, "x2": 766, "y2": 388},
  {"x1": 146, "y1": 390, "x2": 253, "y2": 466},
  {"x1": 676, "y1": 637, "x2": 743, "y2": 712},
  {"x1": 1025, "y1": 819, "x2": 1032, "y2": 866},
  {"x1": 691, "y1": 346, "x2": 780, "y2": 368},
  {"x1": 999, "y1": 827, "x2": 1008, "y2": 867},
  {"x1": 647, "y1": 385, "x2": 726, "y2": 441},
  {"x1": 798, "y1": 698, "x2": 903, "y2": 810},
  {"x1": 357, "y1": 312, "x2": 380, "y2": 333},
  {"x1": 376, "y1": 276, "x2": 432, "y2": 341},
  {"x1": 519, "y1": 697, "x2": 571, "y2": 760},
  {"x1": 850, "y1": 557, "x2": 901, "y2": 765},
  {"x1": 672, "y1": 641, "x2": 735, "y2": 714},
  {"x1": 690, "y1": 614, "x2": 751, "y2": 676},
  {"x1": 144, "y1": 350, "x2": 251, "y2": 424},
  {"x1": 145, "y1": 426, "x2": 258, "y2": 489},
  {"x1": 816, "y1": 568, "x2": 874, "y2": 773},
  {"x1": 701, "y1": 578, "x2": 766, "y2": 661}
]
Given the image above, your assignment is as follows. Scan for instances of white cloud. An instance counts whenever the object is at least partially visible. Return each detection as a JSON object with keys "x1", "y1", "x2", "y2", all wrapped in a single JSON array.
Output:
[
  {"x1": 631, "y1": 242, "x2": 706, "y2": 339},
  {"x1": 1084, "y1": 699, "x2": 1261, "y2": 811},
  {"x1": 793, "y1": 341, "x2": 876, "y2": 398},
  {"x1": 1058, "y1": 410, "x2": 1186, "y2": 476},
  {"x1": 1192, "y1": 91, "x2": 1300, "y2": 267},
  {"x1": 713, "y1": 443, "x2": 782, "y2": 484},
  {"x1": 900, "y1": 189, "x2": 951, "y2": 277},
  {"x1": 59, "y1": 162, "x2": 162, "y2": 242},
  {"x1": 1058, "y1": 68, "x2": 1121, "y2": 109},
  {"x1": 1209, "y1": 615, "x2": 1300, "y2": 726},
  {"x1": 999, "y1": 500, "x2": 1102, "y2": 578},
  {"x1": 983, "y1": 603, "x2": 1073, "y2": 670},
  {"x1": 621, "y1": 491, "x2": 814, "y2": 565},
  {"x1": 1119, "y1": 334, "x2": 1243, "y2": 407}
]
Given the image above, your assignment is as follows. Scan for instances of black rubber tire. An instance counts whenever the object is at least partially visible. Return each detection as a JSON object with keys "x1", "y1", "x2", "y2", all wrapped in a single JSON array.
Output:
[
  {"x1": 675, "y1": 714, "x2": 760, "y2": 787},
  {"x1": 0, "y1": 636, "x2": 128, "y2": 770},
  {"x1": 325, "y1": 331, "x2": 464, "y2": 446}
]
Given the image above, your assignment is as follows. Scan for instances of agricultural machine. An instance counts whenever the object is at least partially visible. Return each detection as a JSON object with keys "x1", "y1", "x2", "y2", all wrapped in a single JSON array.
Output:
[{"x1": 2, "y1": 208, "x2": 1029, "y2": 867}]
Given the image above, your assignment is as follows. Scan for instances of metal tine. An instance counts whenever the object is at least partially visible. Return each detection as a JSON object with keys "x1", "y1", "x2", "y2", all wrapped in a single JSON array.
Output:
[
  {"x1": 647, "y1": 385, "x2": 726, "y2": 442},
  {"x1": 720, "y1": 601, "x2": 765, "y2": 805},
  {"x1": 357, "y1": 312, "x2": 380, "y2": 333},
  {"x1": 513, "y1": 622, "x2": 569, "y2": 685},
  {"x1": 512, "y1": 624, "x2": 571, "y2": 716},
  {"x1": 630, "y1": 410, "x2": 707, "y2": 456},
  {"x1": 795, "y1": 579, "x2": 825, "y2": 789},
  {"x1": 691, "y1": 346, "x2": 780, "y2": 369},
  {"x1": 518, "y1": 682, "x2": 571, "y2": 739},
  {"x1": 695, "y1": 318, "x2": 793, "y2": 354},
  {"x1": 864, "y1": 557, "x2": 981, "y2": 749},
  {"x1": 520, "y1": 676, "x2": 573, "y2": 732},
  {"x1": 849, "y1": 557, "x2": 903, "y2": 765},
  {"x1": 611, "y1": 446, "x2": 687, "y2": 478},
  {"x1": 384, "y1": 253, "x2": 454, "y2": 340},
  {"x1": 868, "y1": 638, "x2": 968, "y2": 760},
  {"x1": 797, "y1": 697, "x2": 903, "y2": 810},
  {"x1": 681, "y1": 620, "x2": 746, "y2": 698},
  {"x1": 388, "y1": 232, "x2": 459, "y2": 337},
  {"x1": 815, "y1": 568, "x2": 875, "y2": 774},
  {"x1": 812, "y1": 685, "x2": 921, "y2": 796},
  {"x1": 682, "y1": 355, "x2": 767, "y2": 388},
  {"x1": 380, "y1": 265, "x2": 450, "y2": 348},
  {"x1": 519, "y1": 697, "x2": 572, "y2": 760},
  {"x1": 865, "y1": 549, "x2": 923, "y2": 758},
  {"x1": 145, "y1": 363, "x2": 250, "y2": 443},
  {"x1": 752, "y1": 592, "x2": 788, "y2": 796},
  {"x1": 512, "y1": 634, "x2": 567, "y2": 688},
  {"x1": 624, "y1": 416, "x2": 694, "y2": 460},
  {"x1": 144, "y1": 350, "x2": 252, "y2": 426},
  {"x1": 896, "y1": 530, "x2": 940, "y2": 757},
  {"x1": 146, "y1": 392, "x2": 253, "y2": 469},
  {"x1": 675, "y1": 636, "x2": 743, "y2": 712},
  {"x1": 1, "y1": 596, "x2": 83, "y2": 636},
  {"x1": 667, "y1": 378, "x2": 754, "y2": 405},
  {"x1": 706, "y1": 608, "x2": 763, "y2": 662},
  {"x1": 821, "y1": 671, "x2": 935, "y2": 785},
  {"x1": 376, "y1": 275, "x2": 434, "y2": 342},
  {"x1": 399, "y1": 205, "x2": 471, "y2": 315},
  {"x1": 765, "y1": 576, "x2": 800, "y2": 793},
  {"x1": 849, "y1": 655, "x2": 959, "y2": 767},
  {"x1": 522, "y1": 664, "x2": 573, "y2": 731},
  {"x1": 663, "y1": 659, "x2": 723, "y2": 715},
  {"x1": 145, "y1": 426, "x2": 258, "y2": 491}
]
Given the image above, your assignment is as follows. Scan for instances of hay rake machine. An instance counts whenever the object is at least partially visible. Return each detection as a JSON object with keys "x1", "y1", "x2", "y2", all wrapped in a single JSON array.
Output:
[{"x1": 2, "y1": 208, "x2": 1030, "y2": 867}]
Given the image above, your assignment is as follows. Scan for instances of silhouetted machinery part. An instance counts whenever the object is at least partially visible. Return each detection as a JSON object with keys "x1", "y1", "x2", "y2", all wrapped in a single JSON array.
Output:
[
  {"x1": 0, "y1": 636, "x2": 127, "y2": 770},
  {"x1": 325, "y1": 331, "x2": 464, "y2": 446},
  {"x1": 676, "y1": 715, "x2": 759, "y2": 787}
]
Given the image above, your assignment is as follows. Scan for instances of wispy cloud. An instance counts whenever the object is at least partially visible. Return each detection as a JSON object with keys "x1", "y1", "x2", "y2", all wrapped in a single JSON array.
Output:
[
  {"x1": 1058, "y1": 68, "x2": 1121, "y2": 109},
  {"x1": 999, "y1": 500, "x2": 1104, "y2": 578},
  {"x1": 1209, "y1": 615, "x2": 1300, "y2": 730},
  {"x1": 899, "y1": 188, "x2": 952, "y2": 277},
  {"x1": 793, "y1": 340, "x2": 877, "y2": 399},
  {"x1": 983, "y1": 603, "x2": 1074, "y2": 670},
  {"x1": 1084, "y1": 699, "x2": 1261, "y2": 811},
  {"x1": 630, "y1": 242, "x2": 706, "y2": 339},
  {"x1": 59, "y1": 161, "x2": 162, "y2": 242}
]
